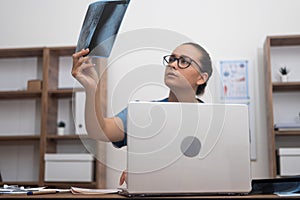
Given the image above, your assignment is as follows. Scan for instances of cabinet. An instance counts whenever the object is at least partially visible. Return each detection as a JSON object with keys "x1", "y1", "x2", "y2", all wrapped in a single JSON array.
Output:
[
  {"x1": 0, "y1": 47, "x2": 106, "y2": 188},
  {"x1": 264, "y1": 35, "x2": 300, "y2": 177}
]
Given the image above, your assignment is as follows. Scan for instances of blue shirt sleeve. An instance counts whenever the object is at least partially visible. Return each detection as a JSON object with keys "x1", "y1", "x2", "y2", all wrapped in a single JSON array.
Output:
[{"x1": 112, "y1": 107, "x2": 128, "y2": 148}]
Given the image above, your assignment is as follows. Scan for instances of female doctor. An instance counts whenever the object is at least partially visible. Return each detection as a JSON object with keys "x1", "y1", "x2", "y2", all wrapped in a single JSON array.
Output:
[{"x1": 72, "y1": 42, "x2": 213, "y2": 184}]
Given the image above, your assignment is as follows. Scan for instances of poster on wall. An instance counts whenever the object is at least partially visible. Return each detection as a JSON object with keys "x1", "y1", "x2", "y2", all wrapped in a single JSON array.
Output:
[{"x1": 220, "y1": 60, "x2": 249, "y2": 100}]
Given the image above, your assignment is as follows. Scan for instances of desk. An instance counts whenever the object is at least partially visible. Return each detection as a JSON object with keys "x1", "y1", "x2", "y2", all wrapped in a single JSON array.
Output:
[{"x1": 0, "y1": 193, "x2": 297, "y2": 199}]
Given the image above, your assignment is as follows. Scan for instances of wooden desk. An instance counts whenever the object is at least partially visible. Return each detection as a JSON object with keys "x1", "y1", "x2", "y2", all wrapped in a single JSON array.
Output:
[{"x1": 0, "y1": 193, "x2": 296, "y2": 199}]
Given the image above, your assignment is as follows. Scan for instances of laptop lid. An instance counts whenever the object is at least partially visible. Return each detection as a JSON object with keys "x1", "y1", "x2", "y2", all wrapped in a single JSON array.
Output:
[{"x1": 125, "y1": 102, "x2": 251, "y2": 195}]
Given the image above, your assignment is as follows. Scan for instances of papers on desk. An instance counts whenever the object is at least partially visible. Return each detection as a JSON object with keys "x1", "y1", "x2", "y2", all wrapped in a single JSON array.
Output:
[
  {"x1": 275, "y1": 192, "x2": 300, "y2": 197},
  {"x1": 0, "y1": 185, "x2": 45, "y2": 194},
  {"x1": 70, "y1": 187, "x2": 120, "y2": 195},
  {"x1": 0, "y1": 184, "x2": 118, "y2": 195},
  {"x1": 0, "y1": 185, "x2": 70, "y2": 195}
]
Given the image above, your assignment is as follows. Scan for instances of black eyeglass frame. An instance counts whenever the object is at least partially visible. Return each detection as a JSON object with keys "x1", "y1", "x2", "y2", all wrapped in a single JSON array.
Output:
[{"x1": 163, "y1": 55, "x2": 202, "y2": 70}]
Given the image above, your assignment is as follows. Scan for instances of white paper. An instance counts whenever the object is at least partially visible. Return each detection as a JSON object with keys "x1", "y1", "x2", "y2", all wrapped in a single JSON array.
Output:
[
  {"x1": 275, "y1": 193, "x2": 300, "y2": 197},
  {"x1": 71, "y1": 187, "x2": 120, "y2": 195}
]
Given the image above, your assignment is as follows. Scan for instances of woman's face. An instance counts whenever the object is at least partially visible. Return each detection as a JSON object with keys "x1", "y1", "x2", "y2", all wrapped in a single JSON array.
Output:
[{"x1": 164, "y1": 44, "x2": 205, "y2": 93}]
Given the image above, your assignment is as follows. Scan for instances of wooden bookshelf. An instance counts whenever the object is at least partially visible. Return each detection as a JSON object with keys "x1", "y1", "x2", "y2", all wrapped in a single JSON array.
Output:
[
  {"x1": 264, "y1": 35, "x2": 300, "y2": 177},
  {"x1": 0, "y1": 46, "x2": 106, "y2": 188}
]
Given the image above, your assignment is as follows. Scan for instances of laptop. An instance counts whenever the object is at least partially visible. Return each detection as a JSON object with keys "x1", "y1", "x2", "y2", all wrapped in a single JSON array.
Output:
[{"x1": 122, "y1": 101, "x2": 252, "y2": 196}]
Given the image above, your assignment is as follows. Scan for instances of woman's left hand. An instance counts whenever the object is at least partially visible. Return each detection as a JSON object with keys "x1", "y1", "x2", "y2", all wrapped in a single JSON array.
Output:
[{"x1": 119, "y1": 170, "x2": 127, "y2": 186}]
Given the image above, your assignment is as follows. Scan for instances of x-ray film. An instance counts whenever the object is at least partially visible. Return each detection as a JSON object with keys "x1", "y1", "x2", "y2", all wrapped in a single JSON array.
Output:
[{"x1": 76, "y1": 0, "x2": 130, "y2": 57}]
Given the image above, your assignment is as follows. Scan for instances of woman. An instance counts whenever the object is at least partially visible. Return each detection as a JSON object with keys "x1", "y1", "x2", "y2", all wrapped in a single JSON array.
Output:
[{"x1": 72, "y1": 42, "x2": 213, "y2": 183}]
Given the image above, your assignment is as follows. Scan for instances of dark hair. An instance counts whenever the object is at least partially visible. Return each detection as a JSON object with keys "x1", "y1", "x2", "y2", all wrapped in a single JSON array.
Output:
[{"x1": 182, "y1": 42, "x2": 213, "y2": 95}]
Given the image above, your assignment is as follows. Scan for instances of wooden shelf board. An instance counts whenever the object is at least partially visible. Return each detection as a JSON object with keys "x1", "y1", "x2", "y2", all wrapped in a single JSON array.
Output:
[
  {"x1": 49, "y1": 46, "x2": 76, "y2": 56},
  {"x1": 0, "y1": 90, "x2": 41, "y2": 99},
  {"x1": 269, "y1": 35, "x2": 300, "y2": 46},
  {"x1": 0, "y1": 135, "x2": 40, "y2": 141},
  {"x1": 48, "y1": 88, "x2": 84, "y2": 98},
  {"x1": 272, "y1": 82, "x2": 300, "y2": 92},
  {"x1": 275, "y1": 130, "x2": 300, "y2": 136},
  {"x1": 0, "y1": 47, "x2": 44, "y2": 58},
  {"x1": 0, "y1": 46, "x2": 75, "y2": 58},
  {"x1": 46, "y1": 135, "x2": 90, "y2": 140}
]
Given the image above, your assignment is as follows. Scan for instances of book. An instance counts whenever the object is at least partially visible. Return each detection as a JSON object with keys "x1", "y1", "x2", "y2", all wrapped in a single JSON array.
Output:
[{"x1": 76, "y1": 0, "x2": 130, "y2": 57}]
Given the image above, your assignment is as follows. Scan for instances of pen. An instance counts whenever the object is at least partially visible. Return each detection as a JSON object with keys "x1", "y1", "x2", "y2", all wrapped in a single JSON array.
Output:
[{"x1": 27, "y1": 189, "x2": 57, "y2": 195}]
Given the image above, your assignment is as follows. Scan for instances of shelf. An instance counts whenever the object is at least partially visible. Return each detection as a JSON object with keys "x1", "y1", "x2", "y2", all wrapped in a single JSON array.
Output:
[
  {"x1": 0, "y1": 46, "x2": 105, "y2": 189},
  {"x1": 46, "y1": 134, "x2": 90, "y2": 140},
  {"x1": 48, "y1": 88, "x2": 84, "y2": 98},
  {"x1": 0, "y1": 90, "x2": 41, "y2": 100},
  {"x1": 0, "y1": 47, "x2": 44, "y2": 58},
  {"x1": 269, "y1": 35, "x2": 300, "y2": 46},
  {"x1": 49, "y1": 46, "x2": 76, "y2": 56},
  {"x1": 265, "y1": 35, "x2": 300, "y2": 178},
  {"x1": 275, "y1": 130, "x2": 300, "y2": 136},
  {"x1": 272, "y1": 82, "x2": 300, "y2": 92},
  {"x1": 0, "y1": 135, "x2": 40, "y2": 141}
]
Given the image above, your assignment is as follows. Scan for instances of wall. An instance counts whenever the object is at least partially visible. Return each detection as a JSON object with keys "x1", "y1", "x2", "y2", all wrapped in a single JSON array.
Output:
[{"x1": 0, "y1": 0, "x2": 300, "y2": 188}]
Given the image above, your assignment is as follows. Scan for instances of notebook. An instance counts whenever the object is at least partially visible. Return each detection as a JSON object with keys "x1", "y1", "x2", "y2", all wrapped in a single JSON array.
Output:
[
  {"x1": 122, "y1": 101, "x2": 252, "y2": 196},
  {"x1": 76, "y1": 0, "x2": 130, "y2": 57}
]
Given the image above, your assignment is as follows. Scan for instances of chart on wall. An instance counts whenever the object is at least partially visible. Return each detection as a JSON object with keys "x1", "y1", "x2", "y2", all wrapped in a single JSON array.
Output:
[
  {"x1": 219, "y1": 60, "x2": 256, "y2": 160},
  {"x1": 220, "y1": 60, "x2": 249, "y2": 100}
]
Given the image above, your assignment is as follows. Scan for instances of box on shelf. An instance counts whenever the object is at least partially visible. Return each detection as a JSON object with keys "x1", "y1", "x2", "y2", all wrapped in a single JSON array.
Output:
[
  {"x1": 44, "y1": 153, "x2": 94, "y2": 182},
  {"x1": 27, "y1": 80, "x2": 42, "y2": 91},
  {"x1": 278, "y1": 148, "x2": 300, "y2": 176}
]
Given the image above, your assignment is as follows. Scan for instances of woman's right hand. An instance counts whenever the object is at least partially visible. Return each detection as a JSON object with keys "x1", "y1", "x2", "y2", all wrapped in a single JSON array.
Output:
[{"x1": 71, "y1": 49, "x2": 98, "y2": 90}]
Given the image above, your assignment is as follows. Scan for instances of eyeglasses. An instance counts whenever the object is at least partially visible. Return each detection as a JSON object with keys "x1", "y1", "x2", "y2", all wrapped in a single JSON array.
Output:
[{"x1": 163, "y1": 55, "x2": 202, "y2": 70}]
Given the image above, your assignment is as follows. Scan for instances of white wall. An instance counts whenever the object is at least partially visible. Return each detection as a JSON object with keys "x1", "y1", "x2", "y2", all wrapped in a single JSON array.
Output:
[
  {"x1": 0, "y1": 0, "x2": 94, "y2": 48},
  {"x1": 1, "y1": 0, "x2": 300, "y2": 188}
]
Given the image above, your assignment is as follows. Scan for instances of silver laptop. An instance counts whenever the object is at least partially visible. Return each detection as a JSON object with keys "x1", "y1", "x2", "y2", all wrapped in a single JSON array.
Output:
[{"x1": 123, "y1": 101, "x2": 252, "y2": 196}]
